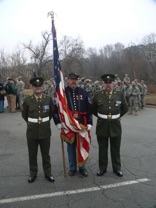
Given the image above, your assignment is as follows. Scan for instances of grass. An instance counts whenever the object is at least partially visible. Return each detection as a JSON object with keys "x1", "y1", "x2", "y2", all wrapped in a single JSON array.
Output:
[
  {"x1": 24, "y1": 89, "x2": 33, "y2": 96},
  {"x1": 145, "y1": 93, "x2": 156, "y2": 106}
]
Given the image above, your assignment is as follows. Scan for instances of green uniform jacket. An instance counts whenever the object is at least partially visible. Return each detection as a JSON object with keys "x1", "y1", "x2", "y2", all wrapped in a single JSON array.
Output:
[
  {"x1": 22, "y1": 94, "x2": 54, "y2": 139},
  {"x1": 92, "y1": 90, "x2": 128, "y2": 137}
]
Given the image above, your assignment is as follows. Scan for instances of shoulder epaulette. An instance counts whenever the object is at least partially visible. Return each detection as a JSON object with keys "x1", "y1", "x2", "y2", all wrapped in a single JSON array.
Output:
[{"x1": 93, "y1": 90, "x2": 102, "y2": 95}]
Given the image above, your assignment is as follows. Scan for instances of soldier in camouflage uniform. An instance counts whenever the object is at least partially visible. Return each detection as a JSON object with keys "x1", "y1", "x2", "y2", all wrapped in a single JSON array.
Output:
[
  {"x1": 84, "y1": 79, "x2": 93, "y2": 99},
  {"x1": 123, "y1": 74, "x2": 130, "y2": 83},
  {"x1": 43, "y1": 81, "x2": 48, "y2": 95},
  {"x1": 64, "y1": 77, "x2": 68, "y2": 88},
  {"x1": 92, "y1": 80, "x2": 103, "y2": 94},
  {"x1": 46, "y1": 79, "x2": 56, "y2": 99},
  {"x1": 140, "y1": 80, "x2": 147, "y2": 109},
  {"x1": 16, "y1": 76, "x2": 25, "y2": 111},
  {"x1": 134, "y1": 79, "x2": 142, "y2": 111},
  {"x1": 114, "y1": 79, "x2": 124, "y2": 92},
  {"x1": 80, "y1": 77, "x2": 85, "y2": 88},
  {"x1": 123, "y1": 81, "x2": 131, "y2": 107},
  {"x1": 128, "y1": 81, "x2": 140, "y2": 115}
]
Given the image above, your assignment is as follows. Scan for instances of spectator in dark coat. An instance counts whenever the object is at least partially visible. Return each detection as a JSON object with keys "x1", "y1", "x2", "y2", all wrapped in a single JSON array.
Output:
[{"x1": 0, "y1": 82, "x2": 5, "y2": 113}]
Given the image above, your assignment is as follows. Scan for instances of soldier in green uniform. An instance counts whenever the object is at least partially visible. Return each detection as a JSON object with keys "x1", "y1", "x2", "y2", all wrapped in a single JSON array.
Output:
[
  {"x1": 92, "y1": 74, "x2": 128, "y2": 177},
  {"x1": 22, "y1": 77, "x2": 55, "y2": 183}
]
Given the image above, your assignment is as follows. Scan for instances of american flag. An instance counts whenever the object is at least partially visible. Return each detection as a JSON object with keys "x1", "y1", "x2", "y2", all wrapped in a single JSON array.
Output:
[{"x1": 52, "y1": 18, "x2": 91, "y2": 167}]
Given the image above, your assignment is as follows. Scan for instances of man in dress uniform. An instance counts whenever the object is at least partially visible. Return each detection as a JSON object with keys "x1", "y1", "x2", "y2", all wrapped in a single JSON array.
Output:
[
  {"x1": 53, "y1": 72, "x2": 92, "y2": 177},
  {"x1": 92, "y1": 74, "x2": 128, "y2": 177},
  {"x1": 22, "y1": 77, "x2": 54, "y2": 183}
]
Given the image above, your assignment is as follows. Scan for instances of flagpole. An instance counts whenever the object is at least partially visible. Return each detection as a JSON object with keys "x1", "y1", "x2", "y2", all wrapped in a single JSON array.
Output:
[
  {"x1": 48, "y1": 11, "x2": 67, "y2": 177},
  {"x1": 61, "y1": 137, "x2": 67, "y2": 177}
]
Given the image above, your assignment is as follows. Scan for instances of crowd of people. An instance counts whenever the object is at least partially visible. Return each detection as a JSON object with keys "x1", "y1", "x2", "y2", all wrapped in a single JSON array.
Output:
[
  {"x1": 79, "y1": 74, "x2": 147, "y2": 115},
  {"x1": 0, "y1": 73, "x2": 148, "y2": 115},
  {"x1": 0, "y1": 76, "x2": 25, "y2": 113},
  {"x1": 42, "y1": 74, "x2": 148, "y2": 116}
]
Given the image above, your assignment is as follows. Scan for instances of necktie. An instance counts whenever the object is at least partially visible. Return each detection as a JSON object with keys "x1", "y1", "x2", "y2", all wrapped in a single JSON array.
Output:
[
  {"x1": 106, "y1": 93, "x2": 111, "y2": 99},
  {"x1": 37, "y1": 98, "x2": 41, "y2": 102}
]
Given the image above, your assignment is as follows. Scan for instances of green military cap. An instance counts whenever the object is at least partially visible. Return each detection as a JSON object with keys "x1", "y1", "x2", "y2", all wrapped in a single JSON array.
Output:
[
  {"x1": 101, "y1": 74, "x2": 115, "y2": 83},
  {"x1": 30, "y1": 77, "x2": 44, "y2": 87},
  {"x1": 68, "y1": 72, "x2": 79, "y2": 80}
]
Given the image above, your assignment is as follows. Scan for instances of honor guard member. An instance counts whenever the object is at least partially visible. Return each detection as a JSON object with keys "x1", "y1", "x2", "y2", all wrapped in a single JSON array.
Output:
[
  {"x1": 54, "y1": 72, "x2": 93, "y2": 177},
  {"x1": 92, "y1": 74, "x2": 128, "y2": 177},
  {"x1": 22, "y1": 77, "x2": 55, "y2": 183}
]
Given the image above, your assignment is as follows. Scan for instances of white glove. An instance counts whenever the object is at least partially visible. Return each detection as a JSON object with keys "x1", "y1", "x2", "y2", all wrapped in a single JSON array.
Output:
[
  {"x1": 56, "y1": 123, "x2": 62, "y2": 130},
  {"x1": 87, "y1": 124, "x2": 92, "y2": 131}
]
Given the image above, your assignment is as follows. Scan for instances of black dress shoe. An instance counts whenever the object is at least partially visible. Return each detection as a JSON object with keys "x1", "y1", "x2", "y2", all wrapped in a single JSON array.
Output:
[
  {"x1": 28, "y1": 176, "x2": 37, "y2": 183},
  {"x1": 97, "y1": 170, "x2": 106, "y2": 176},
  {"x1": 68, "y1": 170, "x2": 76, "y2": 176},
  {"x1": 79, "y1": 169, "x2": 88, "y2": 177},
  {"x1": 113, "y1": 170, "x2": 123, "y2": 177},
  {"x1": 45, "y1": 175, "x2": 55, "y2": 182}
]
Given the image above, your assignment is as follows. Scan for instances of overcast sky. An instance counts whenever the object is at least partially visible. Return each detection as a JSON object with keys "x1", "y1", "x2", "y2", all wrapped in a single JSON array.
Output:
[{"x1": 1, "y1": 0, "x2": 156, "y2": 53}]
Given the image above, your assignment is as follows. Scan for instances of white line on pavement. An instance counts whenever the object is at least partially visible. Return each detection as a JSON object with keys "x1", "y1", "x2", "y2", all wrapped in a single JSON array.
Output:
[{"x1": 0, "y1": 178, "x2": 150, "y2": 204}]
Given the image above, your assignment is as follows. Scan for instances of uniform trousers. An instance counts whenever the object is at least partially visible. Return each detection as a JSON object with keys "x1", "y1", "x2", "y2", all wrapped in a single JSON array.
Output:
[
  {"x1": 67, "y1": 137, "x2": 85, "y2": 172},
  {"x1": 7, "y1": 94, "x2": 16, "y2": 112},
  {"x1": 0, "y1": 100, "x2": 4, "y2": 112},
  {"x1": 17, "y1": 93, "x2": 25, "y2": 109},
  {"x1": 129, "y1": 96, "x2": 139, "y2": 113},
  {"x1": 97, "y1": 135, "x2": 121, "y2": 172},
  {"x1": 141, "y1": 95, "x2": 145, "y2": 108},
  {"x1": 27, "y1": 138, "x2": 51, "y2": 177}
]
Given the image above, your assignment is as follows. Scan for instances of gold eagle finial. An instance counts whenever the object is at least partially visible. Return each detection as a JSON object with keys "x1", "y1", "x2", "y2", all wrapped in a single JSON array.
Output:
[{"x1": 47, "y1": 11, "x2": 55, "y2": 19}]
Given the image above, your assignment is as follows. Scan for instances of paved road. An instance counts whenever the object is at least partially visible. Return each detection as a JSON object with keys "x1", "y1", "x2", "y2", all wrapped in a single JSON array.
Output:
[{"x1": 0, "y1": 104, "x2": 156, "y2": 208}]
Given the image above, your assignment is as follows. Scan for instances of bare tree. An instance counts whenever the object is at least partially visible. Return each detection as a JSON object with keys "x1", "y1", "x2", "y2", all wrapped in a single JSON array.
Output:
[
  {"x1": 1, "y1": 31, "x2": 156, "y2": 87},
  {"x1": 59, "y1": 35, "x2": 86, "y2": 76},
  {"x1": 0, "y1": 49, "x2": 10, "y2": 82},
  {"x1": 141, "y1": 33, "x2": 156, "y2": 82},
  {"x1": 86, "y1": 47, "x2": 100, "y2": 79},
  {"x1": 22, "y1": 31, "x2": 53, "y2": 77}
]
